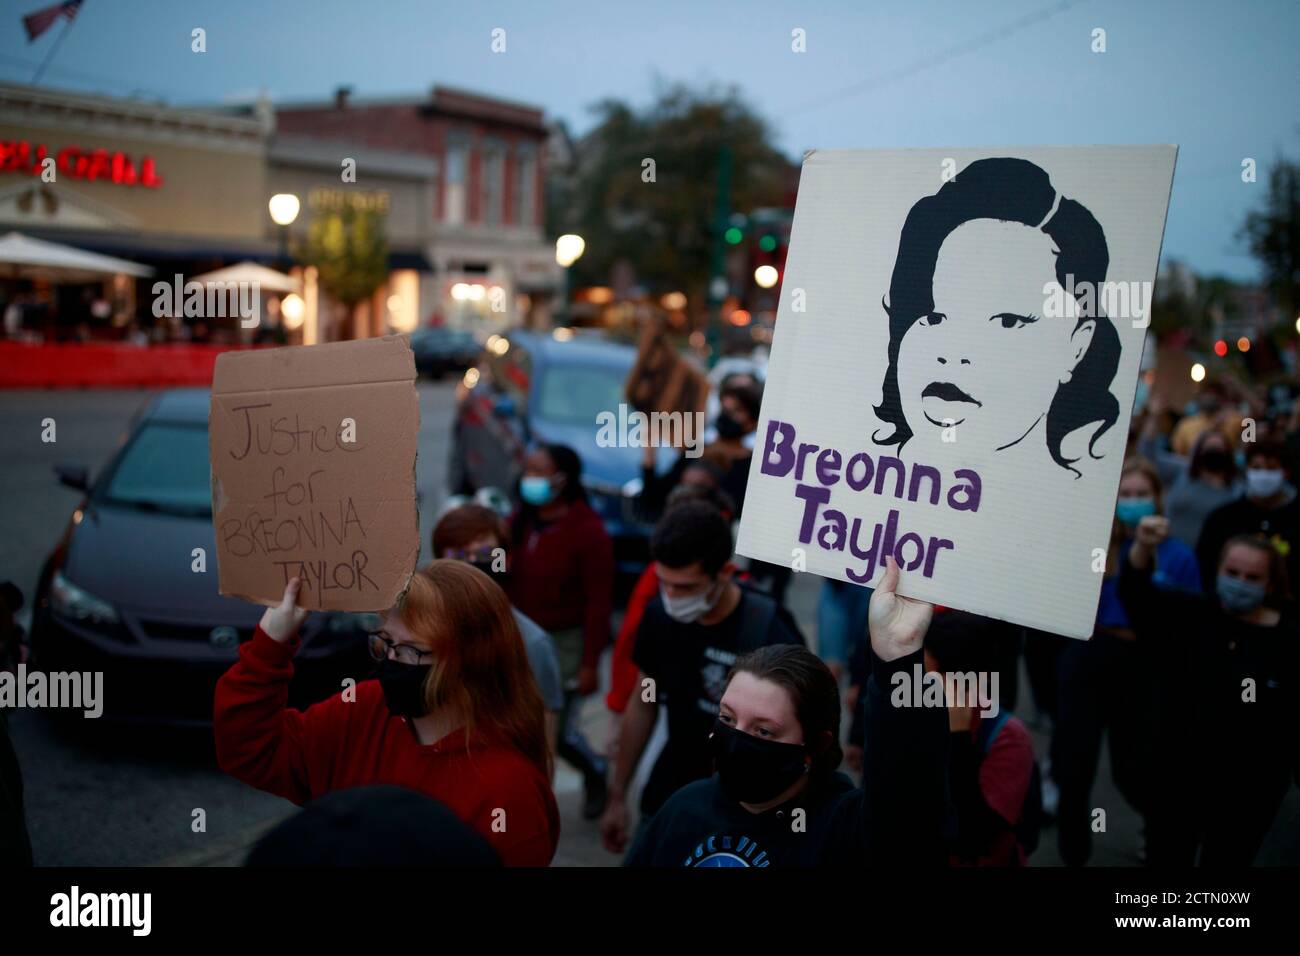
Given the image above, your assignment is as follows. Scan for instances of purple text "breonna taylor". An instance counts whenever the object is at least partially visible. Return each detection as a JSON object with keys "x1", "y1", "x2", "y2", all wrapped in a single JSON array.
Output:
[{"x1": 758, "y1": 419, "x2": 983, "y2": 583}]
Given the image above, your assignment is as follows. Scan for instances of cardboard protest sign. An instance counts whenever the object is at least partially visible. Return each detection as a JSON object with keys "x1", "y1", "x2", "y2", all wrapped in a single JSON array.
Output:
[
  {"x1": 209, "y1": 335, "x2": 420, "y2": 612},
  {"x1": 736, "y1": 147, "x2": 1177, "y2": 639},
  {"x1": 625, "y1": 317, "x2": 708, "y2": 420}
]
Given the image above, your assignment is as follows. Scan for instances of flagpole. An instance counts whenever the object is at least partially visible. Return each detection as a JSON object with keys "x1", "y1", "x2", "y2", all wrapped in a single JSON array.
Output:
[{"x1": 32, "y1": 13, "x2": 77, "y2": 85}]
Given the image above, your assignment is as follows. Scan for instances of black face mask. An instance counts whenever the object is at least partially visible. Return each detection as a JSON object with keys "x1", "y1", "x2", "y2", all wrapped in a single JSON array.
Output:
[
  {"x1": 715, "y1": 412, "x2": 746, "y2": 440},
  {"x1": 468, "y1": 558, "x2": 510, "y2": 589},
  {"x1": 378, "y1": 658, "x2": 432, "y2": 717},
  {"x1": 709, "y1": 720, "x2": 808, "y2": 804},
  {"x1": 1199, "y1": 450, "x2": 1231, "y2": 474}
]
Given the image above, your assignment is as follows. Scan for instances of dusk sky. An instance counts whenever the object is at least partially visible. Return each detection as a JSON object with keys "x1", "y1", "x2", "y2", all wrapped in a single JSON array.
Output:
[{"x1": 3, "y1": 0, "x2": 1297, "y2": 281}]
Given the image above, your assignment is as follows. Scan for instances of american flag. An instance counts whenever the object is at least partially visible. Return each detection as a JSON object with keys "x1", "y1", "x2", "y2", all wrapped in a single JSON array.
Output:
[{"x1": 23, "y1": 0, "x2": 82, "y2": 42}]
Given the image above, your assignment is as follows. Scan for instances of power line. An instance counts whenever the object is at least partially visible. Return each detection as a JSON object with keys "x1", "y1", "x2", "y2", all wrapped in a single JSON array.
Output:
[
  {"x1": 0, "y1": 52, "x2": 174, "y2": 102},
  {"x1": 783, "y1": 0, "x2": 1091, "y2": 115}
]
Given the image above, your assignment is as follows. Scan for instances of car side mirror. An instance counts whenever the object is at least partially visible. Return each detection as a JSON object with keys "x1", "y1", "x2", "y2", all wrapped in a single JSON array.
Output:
[{"x1": 54, "y1": 463, "x2": 89, "y2": 491}]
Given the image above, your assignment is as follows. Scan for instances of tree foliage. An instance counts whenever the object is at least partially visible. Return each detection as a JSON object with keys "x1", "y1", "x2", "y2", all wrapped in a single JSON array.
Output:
[
  {"x1": 551, "y1": 84, "x2": 791, "y2": 316},
  {"x1": 299, "y1": 205, "x2": 389, "y2": 308},
  {"x1": 1240, "y1": 157, "x2": 1300, "y2": 320}
]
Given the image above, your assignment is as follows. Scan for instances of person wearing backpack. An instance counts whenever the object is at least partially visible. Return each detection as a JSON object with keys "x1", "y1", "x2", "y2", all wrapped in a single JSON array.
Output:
[
  {"x1": 599, "y1": 500, "x2": 805, "y2": 855},
  {"x1": 925, "y1": 610, "x2": 1040, "y2": 866}
]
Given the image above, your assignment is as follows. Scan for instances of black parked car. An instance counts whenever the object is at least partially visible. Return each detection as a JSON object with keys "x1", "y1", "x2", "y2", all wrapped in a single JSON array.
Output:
[
  {"x1": 409, "y1": 327, "x2": 480, "y2": 379},
  {"x1": 448, "y1": 329, "x2": 678, "y2": 576},
  {"x1": 29, "y1": 389, "x2": 375, "y2": 726}
]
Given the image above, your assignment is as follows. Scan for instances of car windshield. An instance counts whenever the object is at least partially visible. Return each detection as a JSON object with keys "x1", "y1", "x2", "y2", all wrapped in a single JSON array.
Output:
[
  {"x1": 100, "y1": 422, "x2": 212, "y2": 516},
  {"x1": 535, "y1": 362, "x2": 627, "y2": 425},
  {"x1": 412, "y1": 329, "x2": 475, "y2": 348}
]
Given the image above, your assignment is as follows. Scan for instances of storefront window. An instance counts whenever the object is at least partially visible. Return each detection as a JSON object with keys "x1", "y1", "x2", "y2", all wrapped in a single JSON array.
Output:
[
  {"x1": 444, "y1": 135, "x2": 467, "y2": 225},
  {"x1": 513, "y1": 144, "x2": 536, "y2": 228},
  {"x1": 481, "y1": 139, "x2": 505, "y2": 226}
]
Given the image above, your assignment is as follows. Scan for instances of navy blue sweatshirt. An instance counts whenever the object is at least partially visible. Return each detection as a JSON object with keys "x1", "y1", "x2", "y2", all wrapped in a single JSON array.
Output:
[
  {"x1": 1118, "y1": 556, "x2": 1300, "y2": 790},
  {"x1": 625, "y1": 648, "x2": 949, "y2": 867}
]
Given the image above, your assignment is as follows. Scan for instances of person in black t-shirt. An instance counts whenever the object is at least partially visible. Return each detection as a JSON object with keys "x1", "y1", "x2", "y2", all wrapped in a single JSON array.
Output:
[{"x1": 599, "y1": 501, "x2": 804, "y2": 855}]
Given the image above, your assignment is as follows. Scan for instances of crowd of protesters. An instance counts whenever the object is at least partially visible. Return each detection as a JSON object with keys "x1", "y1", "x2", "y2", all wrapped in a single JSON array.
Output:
[
  {"x1": 8, "y1": 368, "x2": 1294, "y2": 869},
  {"x1": 1039, "y1": 379, "x2": 1300, "y2": 867},
  {"x1": 199, "y1": 371, "x2": 1297, "y2": 867}
]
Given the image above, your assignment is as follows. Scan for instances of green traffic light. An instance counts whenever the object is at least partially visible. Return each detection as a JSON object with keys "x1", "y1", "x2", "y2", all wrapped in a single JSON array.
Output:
[
  {"x1": 724, "y1": 227, "x2": 743, "y2": 245},
  {"x1": 759, "y1": 234, "x2": 777, "y2": 252}
]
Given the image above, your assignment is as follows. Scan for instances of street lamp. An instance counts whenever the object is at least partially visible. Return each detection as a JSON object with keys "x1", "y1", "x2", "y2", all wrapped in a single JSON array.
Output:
[
  {"x1": 268, "y1": 193, "x2": 301, "y2": 270},
  {"x1": 281, "y1": 293, "x2": 305, "y2": 331},
  {"x1": 555, "y1": 233, "x2": 585, "y2": 327},
  {"x1": 754, "y1": 265, "x2": 779, "y2": 289}
]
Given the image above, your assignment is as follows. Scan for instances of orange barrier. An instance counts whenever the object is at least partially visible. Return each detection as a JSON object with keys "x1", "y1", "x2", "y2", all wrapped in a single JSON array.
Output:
[{"x1": 0, "y1": 341, "x2": 266, "y2": 388}]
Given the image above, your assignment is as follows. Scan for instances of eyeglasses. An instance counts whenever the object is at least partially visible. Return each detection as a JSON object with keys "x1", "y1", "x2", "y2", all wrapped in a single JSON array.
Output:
[
  {"x1": 367, "y1": 632, "x2": 432, "y2": 665},
  {"x1": 445, "y1": 546, "x2": 498, "y2": 564}
]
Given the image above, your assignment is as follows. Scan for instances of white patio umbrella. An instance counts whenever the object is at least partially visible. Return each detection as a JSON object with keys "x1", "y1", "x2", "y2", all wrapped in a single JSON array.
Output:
[
  {"x1": 189, "y1": 261, "x2": 300, "y2": 294},
  {"x1": 0, "y1": 231, "x2": 154, "y2": 282}
]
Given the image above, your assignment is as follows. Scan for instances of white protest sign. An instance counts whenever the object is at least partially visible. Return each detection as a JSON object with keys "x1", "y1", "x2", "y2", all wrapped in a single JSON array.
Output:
[{"x1": 736, "y1": 147, "x2": 1177, "y2": 639}]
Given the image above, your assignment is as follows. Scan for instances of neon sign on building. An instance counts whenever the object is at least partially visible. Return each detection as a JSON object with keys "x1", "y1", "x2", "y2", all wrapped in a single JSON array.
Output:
[{"x1": 0, "y1": 140, "x2": 163, "y2": 188}]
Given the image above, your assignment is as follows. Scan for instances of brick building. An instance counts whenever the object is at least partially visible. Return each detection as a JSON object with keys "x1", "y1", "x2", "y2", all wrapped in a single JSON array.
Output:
[{"x1": 274, "y1": 86, "x2": 558, "y2": 331}]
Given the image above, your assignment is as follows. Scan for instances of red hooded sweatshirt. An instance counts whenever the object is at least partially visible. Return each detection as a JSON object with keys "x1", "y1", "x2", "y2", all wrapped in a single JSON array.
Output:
[
  {"x1": 508, "y1": 499, "x2": 614, "y2": 672},
  {"x1": 214, "y1": 627, "x2": 559, "y2": 867}
]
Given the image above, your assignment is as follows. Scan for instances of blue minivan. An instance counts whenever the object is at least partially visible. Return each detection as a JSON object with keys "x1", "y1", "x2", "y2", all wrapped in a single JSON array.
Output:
[{"x1": 448, "y1": 329, "x2": 677, "y2": 575}]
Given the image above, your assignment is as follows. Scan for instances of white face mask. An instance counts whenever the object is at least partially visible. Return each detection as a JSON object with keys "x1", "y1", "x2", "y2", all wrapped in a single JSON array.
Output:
[
  {"x1": 1245, "y1": 468, "x2": 1285, "y2": 500},
  {"x1": 660, "y1": 579, "x2": 723, "y2": 624}
]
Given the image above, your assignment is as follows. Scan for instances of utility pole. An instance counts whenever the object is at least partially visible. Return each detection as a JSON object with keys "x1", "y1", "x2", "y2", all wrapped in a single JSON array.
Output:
[{"x1": 706, "y1": 145, "x2": 732, "y2": 367}]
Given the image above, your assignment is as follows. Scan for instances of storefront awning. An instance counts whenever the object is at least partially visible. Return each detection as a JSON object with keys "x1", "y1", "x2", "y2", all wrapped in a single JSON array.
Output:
[
  {"x1": 388, "y1": 249, "x2": 433, "y2": 271},
  {"x1": 19, "y1": 228, "x2": 280, "y2": 264},
  {"x1": 0, "y1": 231, "x2": 154, "y2": 281},
  {"x1": 190, "y1": 262, "x2": 300, "y2": 293}
]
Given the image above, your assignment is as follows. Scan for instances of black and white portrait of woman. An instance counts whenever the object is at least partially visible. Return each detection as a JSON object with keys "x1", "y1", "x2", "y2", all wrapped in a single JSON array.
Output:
[{"x1": 873, "y1": 157, "x2": 1121, "y2": 478}]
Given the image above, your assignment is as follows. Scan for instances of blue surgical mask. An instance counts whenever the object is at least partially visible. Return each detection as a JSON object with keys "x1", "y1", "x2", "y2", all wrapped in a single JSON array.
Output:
[
  {"x1": 1245, "y1": 468, "x2": 1285, "y2": 500},
  {"x1": 1216, "y1": 574, "x2": 1266, "y2": 615},
  {"x1": 519, "y1": 475, "x2": 555, "y2": 506},
  {"x1": 1115, "y1": 497, "x2": 1157, "y2": 527}
]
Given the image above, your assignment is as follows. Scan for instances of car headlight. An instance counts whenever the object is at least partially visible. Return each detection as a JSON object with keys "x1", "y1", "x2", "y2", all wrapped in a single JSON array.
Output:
[{"x1": 49, "y1": 570, "x2": 120, "y2": 626}]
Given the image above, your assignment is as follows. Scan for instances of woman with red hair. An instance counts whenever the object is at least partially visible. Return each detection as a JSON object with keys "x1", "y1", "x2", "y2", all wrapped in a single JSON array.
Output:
[{"x1": 214, "y1": 560, "x2": 558, "y2": 867}]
